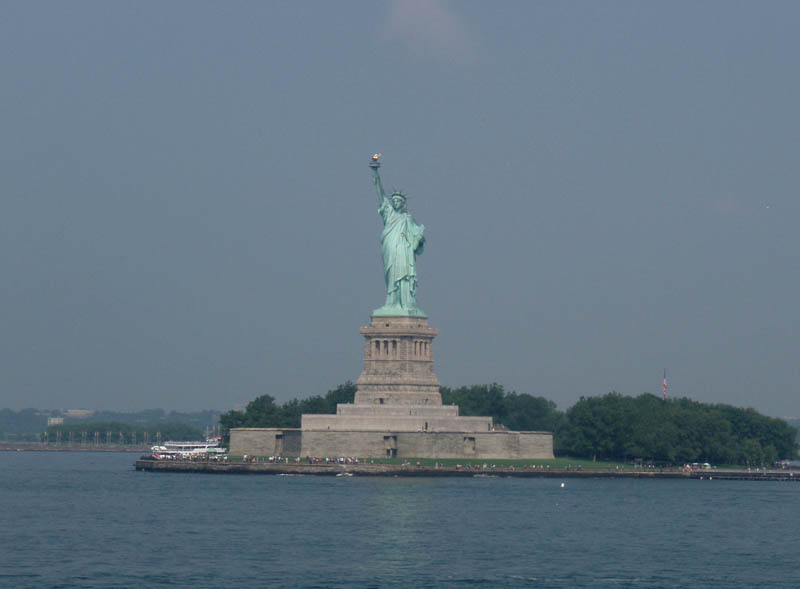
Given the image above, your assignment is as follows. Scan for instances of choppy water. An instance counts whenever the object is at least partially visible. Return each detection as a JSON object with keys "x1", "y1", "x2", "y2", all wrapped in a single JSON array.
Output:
[{"x1": 1, "y1": 452, "x2": 798, "y2": 588}]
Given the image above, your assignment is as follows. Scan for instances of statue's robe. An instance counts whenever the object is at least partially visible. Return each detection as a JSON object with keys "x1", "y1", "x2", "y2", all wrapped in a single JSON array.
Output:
[{"x1": 379, "y1": 199, "x2": 425, "y2": 308}]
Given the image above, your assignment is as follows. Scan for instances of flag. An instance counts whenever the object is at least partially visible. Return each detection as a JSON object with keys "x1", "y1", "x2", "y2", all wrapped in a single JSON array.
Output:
[{"x1": 662, "y1": 369, "x2": 668, "y2": 400}]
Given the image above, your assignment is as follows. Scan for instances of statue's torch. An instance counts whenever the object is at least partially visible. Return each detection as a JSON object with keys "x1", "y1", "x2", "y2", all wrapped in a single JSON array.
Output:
[{"x1": 369, "y1": 153, "x2": 382, "y2": 169}]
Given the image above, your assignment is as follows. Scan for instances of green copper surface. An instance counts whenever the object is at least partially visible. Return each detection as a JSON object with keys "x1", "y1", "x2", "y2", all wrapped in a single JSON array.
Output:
[{"x1": 369, "y1": 156, "x2": 426, "y2": 317}]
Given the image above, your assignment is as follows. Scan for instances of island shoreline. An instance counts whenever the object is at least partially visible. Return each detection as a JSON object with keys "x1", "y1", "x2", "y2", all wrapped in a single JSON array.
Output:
[{"x1": 134, "y1": 459, "x2": 798, "y2": 480}]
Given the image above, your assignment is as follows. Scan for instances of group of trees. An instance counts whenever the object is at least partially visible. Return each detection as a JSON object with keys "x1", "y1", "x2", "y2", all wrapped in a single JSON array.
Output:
[
  {"x1": 221, "y1": 383, "x2": 798, "y2": 465},
  {"x1": 788, "y1": 419, "x2": 800, "y2": 443},
  {"x1": 0, "y1": 408, "x2": 48, "y2": 441},
  {"x1": 44, "y1": 421, "x2": 203, "y2": 445},
  {"x1": 441, "y1": 384, "x2": 563, "y2": 432},
  {"x1": 556, "y1": 393, "x2": 797, "y2": 465},
  {"x1": 219, "y1": 382, "x2": 358, "y2": 438},
  {"x1": 1, "y1": 408, "x2": 220, "y2": 444},
  {"x1": 83, "y1": 409, "x2": 219, "y2": 431}
]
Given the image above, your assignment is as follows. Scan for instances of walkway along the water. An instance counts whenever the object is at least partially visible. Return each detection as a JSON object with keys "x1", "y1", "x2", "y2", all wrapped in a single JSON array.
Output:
[{"x1": 134, "y1": 459, "x2": 799, "y2": 481}]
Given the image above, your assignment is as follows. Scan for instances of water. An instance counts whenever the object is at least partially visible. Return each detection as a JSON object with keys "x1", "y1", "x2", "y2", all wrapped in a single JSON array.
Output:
[{"x1": 1, "y1": 452, "x2": 798, "y2": 588}]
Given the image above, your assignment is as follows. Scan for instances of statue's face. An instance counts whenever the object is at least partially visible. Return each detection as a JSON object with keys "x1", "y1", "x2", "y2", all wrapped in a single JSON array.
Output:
[{"x1": 391, "y1": 196, "x2": 406, "y2": 211}]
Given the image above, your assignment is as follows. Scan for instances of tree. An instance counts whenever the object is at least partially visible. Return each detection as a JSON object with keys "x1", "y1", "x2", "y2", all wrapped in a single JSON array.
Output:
[
  {"x1": 504, "y1": 393, "x2": 563, "y2": 432},
  {"x1": 218, "y1": 383, "x2": 358, "y2": 444},
  {"x1": 217, "y1": 383, "x2": 798, "y2": 464},
  {"x1": 556, "y1": 392, "x2": 798, "y2": 464}
]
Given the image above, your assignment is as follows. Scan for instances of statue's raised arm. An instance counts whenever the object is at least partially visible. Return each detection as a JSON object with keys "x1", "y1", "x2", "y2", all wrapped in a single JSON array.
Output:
[{"x1": 369, "y1": 153, "x2": 387, "y2": 205}]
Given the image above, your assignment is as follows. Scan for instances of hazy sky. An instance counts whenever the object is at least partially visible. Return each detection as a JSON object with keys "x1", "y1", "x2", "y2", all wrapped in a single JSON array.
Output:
[{"x1": 2, "y1": 1, "x2": 798, "y2": 416}]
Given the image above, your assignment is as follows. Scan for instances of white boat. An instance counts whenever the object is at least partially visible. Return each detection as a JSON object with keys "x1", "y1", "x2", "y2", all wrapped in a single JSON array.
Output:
[{"x1": 150, "y1": 438, "x2": 225, "y2": 459}]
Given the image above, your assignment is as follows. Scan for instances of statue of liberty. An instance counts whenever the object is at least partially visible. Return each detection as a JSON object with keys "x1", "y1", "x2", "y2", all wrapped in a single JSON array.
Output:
[{"x1": 369, "y1": 154, "x2": 426, "y2": 317}]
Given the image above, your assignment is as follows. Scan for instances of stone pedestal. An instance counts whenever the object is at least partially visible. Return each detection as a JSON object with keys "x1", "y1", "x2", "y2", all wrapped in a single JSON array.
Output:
[
  {"x1": 354, "y1": 316, "x2": 441, "y2": 405},
  {"x1": 281, "y1": 314, "x2": 554, "y2": 459},
  {"x1": 301, "y1": 315, "x2": 492, "y2": 433}
]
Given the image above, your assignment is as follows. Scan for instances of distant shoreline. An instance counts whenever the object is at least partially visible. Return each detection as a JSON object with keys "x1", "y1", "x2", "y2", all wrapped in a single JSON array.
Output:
[
  {"x1": 1, "y1": 443, "x2": 143, "y2": 453},
  {"x1": 134, "y1": 459, "x2": 799, "y2": 481}
]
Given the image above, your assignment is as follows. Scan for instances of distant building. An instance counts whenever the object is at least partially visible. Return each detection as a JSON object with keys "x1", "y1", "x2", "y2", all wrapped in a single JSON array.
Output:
[{"x1": 64, "y1": 409, "x2": 94, "y2": 419}]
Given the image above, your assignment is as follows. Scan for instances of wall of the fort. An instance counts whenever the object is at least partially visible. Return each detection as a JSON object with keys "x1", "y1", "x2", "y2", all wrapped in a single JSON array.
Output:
[
  {"x1": 230, "y1": 428, "x2": 302, "y2": 457},
  {"x1": 282, "y1": 430, "x2": 302, "y2": 456},
  {"x1": 393, "y1": 431, "x2": 554, "y2": 460},
  {"x1": 301, "y1": 430, "x2": 387, "y2": 458},
  {"x1": 231, "y1": 428, "x2": 554, "y2": 460},
  {"x1": 303, "y1": 430, "x2": 554, "y2": 459},
  {"x1": 300, "y1": 414, "x2": 492, "y2": 433}
]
